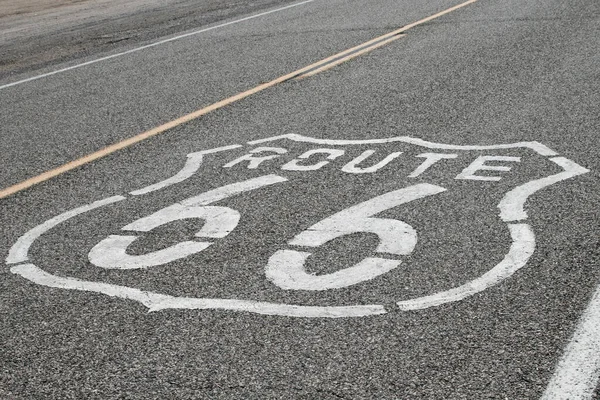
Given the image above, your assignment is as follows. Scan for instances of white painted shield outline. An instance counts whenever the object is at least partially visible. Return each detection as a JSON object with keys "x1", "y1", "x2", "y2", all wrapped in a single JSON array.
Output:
[{"x1": 6, "y1": 134, "x2": 589, "y2": 318}]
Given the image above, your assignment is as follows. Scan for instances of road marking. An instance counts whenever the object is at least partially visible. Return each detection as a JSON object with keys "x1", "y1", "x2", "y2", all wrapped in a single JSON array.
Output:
[
  {"x1": 408, "y1": 153, "x2": 457, "y2": 178},
  {"x1": 455, "y1": 155, "x2": 521, "y2": 182},
  {"x1": 0, "y1": 0, "x2": 317, "y2": 91},
  {"x1": 397, "y1": 223, "x2": 535, "y2": 310},
  {"x1": 224, "y1": 147, "x2": 288, "y2": 170},
  {"x1": 294, "y1": 34, "x2": 406, "y2": 79},
  {"x1": 281, "y1": 148, "x2": 346, "y2": 171},
  {"x1": 248, "y1": 133, "x2": 558, "y2": 156},
  {"x1": 0, "y1": 0, "x2": 480, "y2": 200},
  {"x1": 6, "y1": 135, "x2": 590, "y2": 318},
  {"x1": 6, "y1": 196, "x2": 126, "y2": 265},
  {"x1": 11, "y1": 264, "x2": 387, "y2": 318},
  {"x1": 542, "y1": 285, "x2": 600, "y2": 400},
  {"x1": 342, "y1": 150, "x2": 403, "y2": 174},
  {"x1": 180, "y1": 174, "x2": 287, "y2": 206},
  {"x1": 126, "y1": 133, "x2": 558, "y2": 195},
  {"x1": 90, "y1": 175, "x2": 286, "y2": 270},
  {"x1": 130, "y1": 144, "x2": 242, "y2": 196},
  {"x1": 266, "y1": 183, "x2": 445, "y2": 291},
  {"x1": 499, "y1": 157, "x2": 589, "y2": 222}
]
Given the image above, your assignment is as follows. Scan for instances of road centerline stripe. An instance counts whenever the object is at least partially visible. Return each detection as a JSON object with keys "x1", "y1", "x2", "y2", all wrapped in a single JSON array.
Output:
[
  {"x1": 294, "y1": 34, "x2": 406, "y2": 79},
  {"x1": 0, "y1": 0, "x2": 479, "y2": 200},
  {"x1": 292, "y1": 32, "x2": 405, "y2": 75}
]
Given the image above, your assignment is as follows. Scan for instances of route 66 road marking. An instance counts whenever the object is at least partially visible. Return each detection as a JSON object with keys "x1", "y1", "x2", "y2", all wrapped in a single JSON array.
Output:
[{"x1": 6, "y1": 134, "x2": 589, "y2": 318}]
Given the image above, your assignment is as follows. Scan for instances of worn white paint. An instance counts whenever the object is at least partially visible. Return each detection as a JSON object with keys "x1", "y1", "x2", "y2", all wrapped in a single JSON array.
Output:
[
  {"x1": 248, "y1": 133, "x2": 558, "y2": 156},
  {"x1": 397, "y1": 223, "x2": 535, "y2": 310},
  {"x1": 289, "y1": 184, "x2": 444, "y2": 255},
  {"x1": 89, "y1": 235, "x2": 212, "y2": 270},
  {"x1": 542, "y1": 285, "x2": 600, "y2": 400},
  {"x1": 128, "y1": 135, "x2": 567, "y2": 200},
  {"x1": 10, "y1": 263, "x2": 386, "y2": 318},
  {"x1": 131, "y1": 154, "x2": 205, "y2": 196},
  {"x1": 123, "y1": 205, "x2": 240, "y2": 238},
  {"x1": 91, "y1": 176, "x2": 285, "y2": 270},
  {"x1": 223, "y1": 147, "x2": 287, "y2": 169},
  {"x1": 455, "y1": 155, "x2": 521, "y2": 181},
  {"x1": 181, "y1": 174, "x2": 287, "y2": 206},
  {"x1": 131, "y1": 144, "x2": 242, "y2": 195},
  {"x1": 266, "y1": 184, "x2": 446, "y2": 290},
  {"x1": 267, "y1": 251, "x2": 401, "y2": 290},
  {"x1": 341, "y1": 150, "x2": 403, "y2": 174},
  {"x1": 6, "y1": 196, "x2": 125, "y2": 265},
  {"x1": 499, "y1": 157, "x2": 590, "y2": 222},
  {"x1": 89, "y1": 205, "x2": 239, "y2": 269},
  {"x1": 408, "y1": 153, "x2": 457, "y2": 178},
  {"x1": 281, "y1": 148, "x2": 345, "y2": 171}
]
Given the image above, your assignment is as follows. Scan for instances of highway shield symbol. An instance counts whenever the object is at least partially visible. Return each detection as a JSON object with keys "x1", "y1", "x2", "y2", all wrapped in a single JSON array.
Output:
[{"x1": 6, "y1": 134, "x2": 589, "y2": 318}]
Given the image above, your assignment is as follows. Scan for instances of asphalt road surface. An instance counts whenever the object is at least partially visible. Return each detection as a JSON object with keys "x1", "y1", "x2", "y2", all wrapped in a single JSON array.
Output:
[
  {"x1": 0, "y1": 0, "x2": 301, "y2": 77},
  {"x1": 1, "y1": 0, "x2": 599, "y2": 399}
]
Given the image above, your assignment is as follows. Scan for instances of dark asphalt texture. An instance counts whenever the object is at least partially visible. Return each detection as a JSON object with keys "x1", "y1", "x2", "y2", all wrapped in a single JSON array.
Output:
[{"x1": 1, "y1": 0, "x2": 599, "y2": 398}]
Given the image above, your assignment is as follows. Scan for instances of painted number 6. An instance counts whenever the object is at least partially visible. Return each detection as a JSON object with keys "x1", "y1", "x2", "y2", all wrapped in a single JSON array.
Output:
[
  {"x1": 265, "y1": 183, "x2": 446, "y2": 290},
  {"x1": 89, "y1": 175, "x2": 286, "y2": 270}
]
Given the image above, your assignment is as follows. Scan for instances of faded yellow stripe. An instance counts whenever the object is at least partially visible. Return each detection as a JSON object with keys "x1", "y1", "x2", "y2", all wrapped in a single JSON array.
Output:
[{"x1": 296, "y1": 34, "x2": 406, "y2": 79}]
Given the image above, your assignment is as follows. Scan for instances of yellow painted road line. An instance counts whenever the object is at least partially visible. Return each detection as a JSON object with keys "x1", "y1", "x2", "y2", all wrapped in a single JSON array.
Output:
[
  {"x1": 0, "y1": 0, "x2": 478, "y2": 200},
  {"x1": 295, "y1": 34, "x2": 406, "y2": 79}
]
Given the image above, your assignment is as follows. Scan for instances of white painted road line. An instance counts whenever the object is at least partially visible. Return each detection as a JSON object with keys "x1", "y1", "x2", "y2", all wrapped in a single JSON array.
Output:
[
  {"x1": 0, "y1": 0, "x2": 316, "y2": 91},
  {"x1": 11, "y1": 263, "x2": 388, "y2": 318},
  {"x1": 6, "y1": 196, "x2": 126, "y2": 265},
  {"x1": 542, "y1": 284, "x2": 600, "y2": 400},
  {"x1": 397, "y1": 223, "x2": 536, "y2": 310},
  {"x1": 130, "y1": 144, "x2": 243, "y2": 195},
  {"x1": 181, "y1": 174, "x2": 287, "y2": 207},
  {"x1": 499, "y1": 157, "x2": 590, "y2": 223},
  {"x1": 249, "y1": 133, "x2": 559, "y2": 156}
]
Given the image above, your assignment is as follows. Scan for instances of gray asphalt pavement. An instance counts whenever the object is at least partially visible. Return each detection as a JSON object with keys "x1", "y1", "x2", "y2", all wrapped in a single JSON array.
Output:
[
  {"x1": 0, "y1": 0, "x2": 302, "y2": 78},
  {"x1": 1, "y1": 0, "x2": 599, "y2": 399}
]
